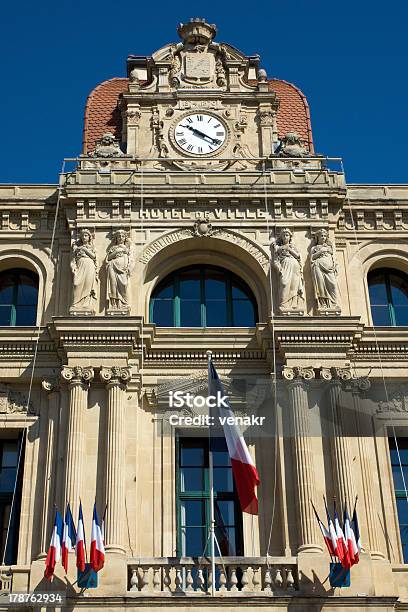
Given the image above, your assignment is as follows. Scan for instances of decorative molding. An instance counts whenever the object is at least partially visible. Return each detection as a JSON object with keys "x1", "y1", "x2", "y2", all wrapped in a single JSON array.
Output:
[
  {"x1": 282, "y1": 366, "x2": 315, "y2": 381},
  {"x1": 100, "y1": 366, "x2": 132, "y2": 386},
  {"x1": 61, "y1": 366, "x2": 94, "y2": 386},
  {"x1": 139, "y1": 227, "x2": 270, "y2": 271},
  {"x1": 320, "y1": 367, "x2": 352, "y2": 381},
  {"x1": 0, "y1": 383, "x2": 34, "y2": 414}
]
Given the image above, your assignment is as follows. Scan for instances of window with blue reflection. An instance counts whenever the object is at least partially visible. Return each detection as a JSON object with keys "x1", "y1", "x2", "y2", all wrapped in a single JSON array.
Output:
[
  {"x1": 368, "y1": 269, "x2": 408, "y2": 327},
  {"x1": 0, "y1": 438, "x2": 23, "y2": 565},
  {"x1": 177, "y1": 437, "x2": 243, "y2": 558},
  {"x1": 0, "y1": 269, "x2": 39, "y2": 326},
  {"x1": 150, "y1": 266, "x2": 257, "y2": 327},
  {"x1": 389, "y1": 437, "x2": 408, "y2": 562}
]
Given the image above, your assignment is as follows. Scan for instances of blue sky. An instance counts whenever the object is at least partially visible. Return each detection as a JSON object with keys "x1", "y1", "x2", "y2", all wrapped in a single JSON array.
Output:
[{"x1": 1, "y1": 0, "x2": 407, "y2": 184}]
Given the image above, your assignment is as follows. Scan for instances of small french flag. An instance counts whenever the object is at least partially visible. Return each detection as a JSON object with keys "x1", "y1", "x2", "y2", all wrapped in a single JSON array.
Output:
[
  {"x1": 44, "y1": 509, "x2": 63, "y2": 580},
  {"x1": 62, "y1": 503, "x2": 76, "y2": 573},
  {"x1": 90, "y1": 503, "x2": 105, "y2": 572},
  {"x1": 76, "y1": 501, "x2": 86, "y2": 573}
]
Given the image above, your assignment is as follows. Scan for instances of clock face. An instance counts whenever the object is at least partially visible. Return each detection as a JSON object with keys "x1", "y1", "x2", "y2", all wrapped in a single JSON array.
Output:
[{"x1": 174, "y1": 113, "x2": 227, "y2": 155}]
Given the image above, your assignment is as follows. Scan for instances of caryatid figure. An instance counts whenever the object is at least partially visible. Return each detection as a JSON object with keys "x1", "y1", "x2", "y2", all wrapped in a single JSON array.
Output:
[
  {"x1": 270, "y1": 228, "x2": 305, "y2": 313},
  {"x1": 310, "y1": 228, "x2": 341, "y2": 312},
  {"x1": 106, "y1": 229, "x2": 134, "y2": 313},
  {"x1": 70, "y1": 228, "x2": 98, "y2": 314}
]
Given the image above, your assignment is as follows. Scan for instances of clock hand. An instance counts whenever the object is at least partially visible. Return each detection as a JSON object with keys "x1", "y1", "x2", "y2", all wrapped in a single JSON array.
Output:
[{"x1": 180, "y1": 125, "x2": 221, "y2": 146}]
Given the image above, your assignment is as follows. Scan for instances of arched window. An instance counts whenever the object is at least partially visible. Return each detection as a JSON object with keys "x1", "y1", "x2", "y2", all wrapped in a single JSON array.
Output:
[
  {"x1": 0, "y1": 269, "x2": 39, "y2": 326},
  {"x1": 368, "y1": 268, "x2": 408, "y2": 326},
  {"x1": 150, "y1": 266, "x2": 258, "y2": 327}
]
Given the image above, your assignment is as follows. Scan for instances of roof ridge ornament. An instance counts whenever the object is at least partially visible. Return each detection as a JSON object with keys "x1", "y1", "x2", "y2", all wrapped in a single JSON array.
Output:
[{"x1": 177, "y1": 18, "x2": 217, "y2": 47}]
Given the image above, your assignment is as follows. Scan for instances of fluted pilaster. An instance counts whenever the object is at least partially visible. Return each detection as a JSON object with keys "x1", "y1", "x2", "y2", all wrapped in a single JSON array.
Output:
[
  {"x1": 100, "y1": 366, "x2": 131, "y2": 553},
  {"x1": 39, "y1": 379, "x2": 60, "y2": 556},
  {"x1": 322, "y1": 367, "x2": 355, "y2": 510},
  {"x1": 283, "y1": 366, "x2": 322, "y2": 553},
  {"x1": 352, "y1": 378, "x2": 384, "y2": 558},
  {"x1": 61, "y1": 366, "x2": 94, "y2": 517}
]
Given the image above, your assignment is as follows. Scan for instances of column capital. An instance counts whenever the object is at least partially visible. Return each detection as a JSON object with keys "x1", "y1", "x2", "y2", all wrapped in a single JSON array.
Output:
[
  {"x1": 61, "y1": 366, "x2": 94, "y2": 386},
  {"x1": 282, "y1": 365, "x2": 315, "y2": 381},
  {"x1": 320, "y1": 366, "x2": 352, "y2": 382},
  {"x1": 100, "y1": 366, "x2": 131, "y2": 387}
]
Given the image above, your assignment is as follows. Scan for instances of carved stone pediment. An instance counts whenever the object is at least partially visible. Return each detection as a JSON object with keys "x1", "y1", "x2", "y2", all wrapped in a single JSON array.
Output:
[{"x1": 0, "y1": 383, "x2": 33, "y2": 415}]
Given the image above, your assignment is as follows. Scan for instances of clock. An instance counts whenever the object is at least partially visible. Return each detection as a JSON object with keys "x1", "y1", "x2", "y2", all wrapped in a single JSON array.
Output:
[{"x1": 173, "y1": 112, "x2": 227, "y2": 156}]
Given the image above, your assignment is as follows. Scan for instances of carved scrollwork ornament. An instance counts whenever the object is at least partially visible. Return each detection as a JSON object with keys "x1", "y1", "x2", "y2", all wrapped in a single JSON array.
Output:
[
  {"x1": 258, "y1": 109, "x2": 274, "y2": 127},
  {"x1": 42, "y1": 379, "x2": 60, "y2": 394},
  {"x1": 100, "y1": 366, "x2": 132, "y2": 386},
  {"x1": 282, "y1": 366, "x2": 315, "y2": 381},
  {"x1": 126, "y1": 109, "x2": 142, "y2": 126},
  {"x1": 352, "y1": 377, "x2": 371, "y2": 393},
  {"x1": 320, "y1": 366, "x2": 352, "y2": 382},
  {"x1": 61, "y1": 366, "x2": 94, "y2": 386}
]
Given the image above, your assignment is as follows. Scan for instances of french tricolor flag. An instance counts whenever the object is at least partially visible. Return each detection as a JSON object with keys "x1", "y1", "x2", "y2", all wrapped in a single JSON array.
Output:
[
  {"x1": 344, "y1": 505, "x2": 358, "y2": 566},
  {"x1": 76, "y1": 501, "x2": 86, "y2": 573},
  {"x1": 90, "y1": 503, "x2": 105, "y2": 572},
  {"x1": 62, "y1": 503, "x2": 76, "y2": 573},
  {"x1": 209, "y1": 358, "x2": 260, "y2": 514},
  {"x1": 44, "y1": 509, "x2": 63, "y2": 580},
  {"x1": 334, "y1": 504, "x2": 350, "y2": 569}
]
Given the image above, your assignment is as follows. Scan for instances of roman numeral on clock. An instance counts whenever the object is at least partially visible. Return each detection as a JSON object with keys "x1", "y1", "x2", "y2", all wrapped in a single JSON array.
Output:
[
  {"x1": 186, "y1": 117, "x2": 193, "y2": 124},
  {"x1": 187, "y1": 144, "x2": 194, "y2": 151},
  {"x1": 179, "y1": 138, "x2": 187, "y2": 145},
  {"x1": 196, "y1": 115, "x2": 203, "y2": 121}
]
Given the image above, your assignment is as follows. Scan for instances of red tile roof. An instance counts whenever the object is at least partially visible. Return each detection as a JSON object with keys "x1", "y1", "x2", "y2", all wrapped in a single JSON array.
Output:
[{"x1": 82, "y1": 77, "x2": 314, "y2": 154}]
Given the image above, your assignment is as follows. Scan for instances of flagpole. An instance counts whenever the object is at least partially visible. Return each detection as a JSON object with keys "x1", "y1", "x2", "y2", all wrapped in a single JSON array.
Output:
[{"x1": 206, "y1": 350, "x2": 216, "y2": 597}]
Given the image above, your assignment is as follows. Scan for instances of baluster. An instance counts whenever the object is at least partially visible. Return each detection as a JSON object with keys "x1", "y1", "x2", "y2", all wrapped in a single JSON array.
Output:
[
  {"x1": 141, "y1": 567, "x2": 150, "y2": 591},
  {"x1": 186, "y1": 567, "x2": 194, "y2": 592},
  {"x1": 208, "y1": 566, "x2": 213, "y2": 594},
  {"x1": 197, "y1": 568, "x2": 205, "y2": 592},
  {"x1": 241, "y1": 565, "x2": 250, "y2": 592},
  {"x1": 274, "y1": 568, "x2": 283, "y2": 588},
  {"x1": 153, "y1": 567, "x2": 161, "y2": 592},
  {"x1": 175, "y1": 566, "x2": 183, "y2": 593},
  {"x1": 229, "y1": 566, "x2": 238, "y2": 592},
  {"x1": 253, "y1": 566, "x2": 261, "y2": 592},
  {"x1": 218, "y1": 566, "x2": 227, "y2": 593},
  {"x1": 163, "y1": 566, "x2": 171, "y2": 592},
  {"x1": 264, "y1": 568, "x2": 272, "y2": 593},
  {"x1": 286, "y1": 568, "x2": 295, "y2": 590},
  {"x1": 130, "y1": 568, "x2": 139, "y2": 591}
]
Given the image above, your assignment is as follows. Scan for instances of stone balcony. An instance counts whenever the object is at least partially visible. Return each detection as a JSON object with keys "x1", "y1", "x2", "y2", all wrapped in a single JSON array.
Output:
[{"x1": 127, "y1": 557, "x2": 298, "y2": 596}]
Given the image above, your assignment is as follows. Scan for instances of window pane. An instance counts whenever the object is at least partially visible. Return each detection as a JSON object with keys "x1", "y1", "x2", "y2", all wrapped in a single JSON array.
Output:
[
  {"x1": 232, "y1": 284, "x2": 248, "y2": 299},
  {"x1": 205, "y1": 274, "x2": 226, "y2": 300},
  {"x1": 154, "y1": 281, "x2": 173, "y2": 299},
  {"x1": 2, "y1": 443, "x2": 18, "y2": 468},
  {"x1": 181, "y1": 446, "x2": 204, "y2": 466},
  {"x1": 233, "y1": 299, "x2": 255, "y2": 326},
  {"x1": 394, "y1": 307, "x2": 408, "y2": 326},
  {"x1": 213, "y1": 449, "x2": 230, "y2": 467},
  {"x1": 0, "y1": 306, "x2": 12, "y2": 326},
  {"x1": 206, "y1": 301, "x2": 227, "y2": 327},
  {"x1": 15, "y1": 305, "x2": 36, "y2": 326},
  {"x1": 392, "y1": 465, "x2": 408, "y2": 492},
  {"x1": 213, "y1": 467, "x2": 233, "y2": 492},
  {"x1": 17, "y1": 279, "x2": 38, "y2": 305},
  {"x1": 180, "y1": 300, "x2": 201, "y2": 326},
  {"x1": 0, "y1": 281, "x2": 14, "y2": 302},
  {"x1": 215, "y1": 526, "x2": 236, "y2": 556},
  {"x1": 151, "y1": 300, "x2": 173, "y2": 326},
  {"x1": 181, "y1": 527, "x2": 206, "y2": 556},
  {"x1": 179, "y1": 273, "x2": 200, "y2": 299},
  {"x1": 180, "y1": 467, "x2": 204, "y2": 492},
  {"x1": 368, "y1": 279, "x2": 387, "y2": 305},
  {"x1": 371, "y1": 305, "x2": 391, "y2": 326},
  {"x1": 215, "y1": 500, "x2": 235, "y2": 526},
  {"x1": 181, "y1": 500, "x2": 205, "y2": 526},
  {"x1": 390, "y1": 277, "x2": 408, "y2": 306}
]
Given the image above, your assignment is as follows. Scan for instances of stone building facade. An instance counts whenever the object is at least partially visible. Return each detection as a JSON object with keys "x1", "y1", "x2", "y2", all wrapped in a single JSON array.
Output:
[{"x1": 0, "y1": 17, "x2": 408, "y2": 611}]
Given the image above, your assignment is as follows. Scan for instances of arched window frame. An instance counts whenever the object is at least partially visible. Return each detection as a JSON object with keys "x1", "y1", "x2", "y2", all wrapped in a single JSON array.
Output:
[
  {"x1": 368, "y1": 267, "x2": 408, "y2": 327},
  {"x1": 150, "y1": 265, "x2": 258, "y2": 328},
  {"x1": 0, "y1": 268, "x2": 39, "y2": 327}
]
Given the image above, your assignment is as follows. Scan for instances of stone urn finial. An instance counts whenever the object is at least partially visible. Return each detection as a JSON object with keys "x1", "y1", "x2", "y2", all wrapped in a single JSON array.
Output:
[{"x1": 177, "y1": 18, "x2": 217, "y2": 45}]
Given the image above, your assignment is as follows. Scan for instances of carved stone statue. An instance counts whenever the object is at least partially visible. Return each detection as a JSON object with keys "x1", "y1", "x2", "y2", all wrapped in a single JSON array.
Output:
[
  {"x1": 70, "y1": 228, "x2": 98, "y2": 315},
  {"x1": 106, "y1": 229, "x2": 134, "y2": 313},
  {"x1": 310, "y1": 228, "x2": 341, "y2": 313},
  {"x1": 270, "y1": 228, "x2": 304, "y2": 314},
  {"x1": 278, "y1": 132, "x2": 309, "y2": 158},
  {"x1": 92, "y1": 133, "x2": 124, "y2": 158}
]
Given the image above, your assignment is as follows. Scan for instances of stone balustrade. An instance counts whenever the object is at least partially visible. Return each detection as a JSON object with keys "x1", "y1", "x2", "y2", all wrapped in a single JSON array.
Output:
[
  {"x1": 0, "y1": 567, "x2": 12, "y2": 593},
  {"x1": 128, "y1": 557, "x2": 297, "y2": 595}
]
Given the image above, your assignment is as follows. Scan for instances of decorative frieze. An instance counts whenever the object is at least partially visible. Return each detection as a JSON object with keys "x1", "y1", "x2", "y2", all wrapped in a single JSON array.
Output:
[{"x1": 0, "y1": 383, "x2": 34, "y2": 414}]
